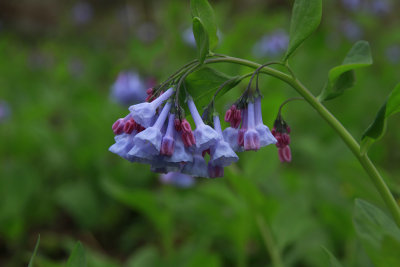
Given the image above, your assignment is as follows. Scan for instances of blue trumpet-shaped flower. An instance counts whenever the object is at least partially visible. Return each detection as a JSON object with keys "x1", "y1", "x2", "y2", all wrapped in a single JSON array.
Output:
[
  {"x1": 187, "y1": 98, "x2": 219, "y2": 152},
  {"x1": 109, "y1": 133, "x2": 136, "y2": 161},
  {"x1": 222, "y1": 127, "x2": 243, "y2": 152},
  {"x1": 182, "y1": 151, "x2": 209, "y2": 178},
  {"x1": 165, "y1": 131, "x2": 193, "y2": 163},
  {"x1": 130, "y1": 102, "x2": 172, "y2": 157},
  {"x1": 244, "y1": 101, "x2": 261, "y2": 151},
  {"x1": 210, "y1": 115, "x2": 238, "y2": 167},
  {"x1": 129, "y1": 88, "x2": 173, "y2": 127},
  {"x1": 255, "y1": 97, "x2": 277, "y2": 147}
]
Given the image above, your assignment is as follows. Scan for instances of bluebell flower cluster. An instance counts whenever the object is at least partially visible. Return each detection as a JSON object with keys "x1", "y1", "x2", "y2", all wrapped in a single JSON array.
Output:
[
  {"x1": 109, "y1": 87, "x2": 278, "y2": 178},
  {"x1": 110, "y1": 71, "x2": 148, "y2": 106}
]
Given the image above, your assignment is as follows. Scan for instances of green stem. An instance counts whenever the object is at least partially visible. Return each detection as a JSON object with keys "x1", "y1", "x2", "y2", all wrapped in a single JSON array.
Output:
[
  {"x1": 205, "y1": 56, "x2": 400, "y2": 228},
  {"x1": 256, "y1": 214, "x2": 284, "y2": 267}
]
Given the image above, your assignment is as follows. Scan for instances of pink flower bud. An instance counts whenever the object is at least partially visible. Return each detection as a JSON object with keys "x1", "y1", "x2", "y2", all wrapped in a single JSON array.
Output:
[{"x1": 112, "y1": 118, "x2": 125, "y2": 135}]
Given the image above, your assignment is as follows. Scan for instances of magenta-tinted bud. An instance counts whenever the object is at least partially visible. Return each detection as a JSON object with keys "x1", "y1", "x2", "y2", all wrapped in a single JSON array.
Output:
[
  {"x1": 182, "y1": 131, "x2": 196, "y2": 147},
  {"x1": 234, "y1": 109, "x2": 241, "y2": 121},
  {"x1": 146, "y1": 88, "x2": 153, "y2": 95},
  {"x1": 224, "y1": 109, "x2": 232, "y2": 122},
  {"x1": 123, "y1": 119, "x2": 136, "y2": 134},
  {"x1": 278, "y1": 146, "x2": 292, "y2": 162},
  {"x1": 112, "y1": 118, "x2": 125, "y2": 135},
  {"x1": 208, "y1": 162, "x2": 224, "y2": 178},
  {"x1": 281, "y1": 133, "x2": 290, "y2": 145},
  {"x1": 181, "y1": 119, "x2": 192, "y2": 133}
]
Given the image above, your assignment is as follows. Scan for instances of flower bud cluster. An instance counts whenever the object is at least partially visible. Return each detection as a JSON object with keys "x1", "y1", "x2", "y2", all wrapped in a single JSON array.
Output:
[{"x1": 271, "y1": 116, "x2": 292, "y2": 163}]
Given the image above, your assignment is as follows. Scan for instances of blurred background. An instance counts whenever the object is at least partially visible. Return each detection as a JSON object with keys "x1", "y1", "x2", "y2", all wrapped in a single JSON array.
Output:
[{"x1": 0, "y1": 0, "x2": 400, "y2": 266}]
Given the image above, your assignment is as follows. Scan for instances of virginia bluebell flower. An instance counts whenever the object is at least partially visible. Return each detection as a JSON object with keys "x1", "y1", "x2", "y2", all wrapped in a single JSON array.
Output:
[
  {"x1": 109, "y1": 133, "x2": 137, "y2": 161},
  {"x1": 210, "y1": 115, "x2": 238, "y2": 167},
  {"x1": 129, "y1": 88, "x2": 173, "y2": 127},
  {"x1": 160, "y1": 172, "x2": 195, "y2": 188},
  {"x1": 244, "y1": 101, "x2": 261, "y2": 151},
  {"x1": 187, "y1": 98, "x2": 219, "y2": 152},
  {"x1": 182, "y1": 151, "x2": 209, "y2": 178},
  {"x1": 208, "y1": 162, "x2": 224, "y2": 178},
  {"x1": 161, "y1": 114, "x2": 176, "y2": 156},
  {"x1": 165, "y1": 130, "x2": 193, "y2": 163},
  {"x1": 222, "y1": 127, "x2": 242, "y2": 152},
  {"x1": 111, "y1": 71, "x2": 147, "y2": 106},
  {"x1": 255, "y1": 97, "x2": 277, "y2": 147},
  {"x1": 132, "y1": 102, "x2": 172, "y2": 156}
]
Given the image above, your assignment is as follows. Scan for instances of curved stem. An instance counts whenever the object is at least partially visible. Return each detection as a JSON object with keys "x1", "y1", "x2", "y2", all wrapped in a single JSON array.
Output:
[{"x1": 205, "y1": 56, "x2": 400, "y2": 227}]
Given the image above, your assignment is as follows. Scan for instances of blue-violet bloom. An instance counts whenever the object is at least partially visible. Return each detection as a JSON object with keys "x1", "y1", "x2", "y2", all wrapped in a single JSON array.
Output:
[
  {"x1": 187, "y1": 98, "x2": 219, "y2": 152},
  {"x1": 129, "y1": 88, "x2": 173, "y2": 127},
  {"x1": 244, "y1": 102, "x2": 261, "y2": 151},
  {"x1": 210, "y1": 115, "x2": 239, "y2": 167},
  {"x1": 255, "y1": 97, "x2": 277, "y2": 147}
]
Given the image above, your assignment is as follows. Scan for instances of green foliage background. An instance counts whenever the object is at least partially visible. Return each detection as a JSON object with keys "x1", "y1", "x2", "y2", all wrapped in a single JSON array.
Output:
[{"x1": 0, "y1": 0, "x2": 400, "y2": 266}]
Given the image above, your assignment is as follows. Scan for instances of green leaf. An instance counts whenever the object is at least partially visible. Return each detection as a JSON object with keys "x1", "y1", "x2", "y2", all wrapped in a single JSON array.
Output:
[
  {"x1": 361, "y1": 83, "x2": 400, "y2": 154},
  {"x1": 28, "y1": 235, "x2": 40, "y2": 267},
  {"x1": 192, "y1": 17, "x2": 209, "y2": 64},
  {"x1": 67, "y1": 242, "x2": 86, "y2": 267},
  {"x1": 184, "y1": 67, "x2": 241, "y2": 110},
  {"x1": 190, "y1": 0, "x2": 218, "y2": 49},
  {"x1": 353, "y1": 199, "x2": 400, "y2": 266},
  {"x1": 283, "y1": 0, "x2": 322, "y2": 61},
  {"x1": 322, "y1": 247, "x2": 344, "y2": 267},
  {"x1": 319, "y1": 40, "x2": 373, "y2": 101}
]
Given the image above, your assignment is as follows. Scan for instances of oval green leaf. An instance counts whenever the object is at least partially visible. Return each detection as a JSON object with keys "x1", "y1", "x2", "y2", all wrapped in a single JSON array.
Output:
[
  {"x1": 361, "y1": 83, "x2": 400, "y2": 154},
  {"x1": 192, "y1": 17, "x2": 209, "y2": 64},
  {"x1": 319, "y1": 40, "x2": 372, "y2": 101},
  {"x1": 283, "y1": 0, "x2": 322, "y2": 62},
  {"x1": 190, "y1": 0, "x2": 218, "y2": 50}
]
